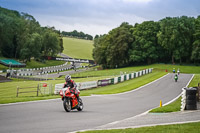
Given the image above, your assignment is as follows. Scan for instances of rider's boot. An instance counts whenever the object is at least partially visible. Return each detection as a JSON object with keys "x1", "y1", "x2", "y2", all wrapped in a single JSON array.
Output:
[{"x1": 76, "y1": 95, "x2": 80, "y2": 102}]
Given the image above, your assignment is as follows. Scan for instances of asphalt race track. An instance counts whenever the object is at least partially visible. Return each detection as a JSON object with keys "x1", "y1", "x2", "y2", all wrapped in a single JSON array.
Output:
[{"x1": 0, "y1": 73, "x2": 193, "y2": 133}]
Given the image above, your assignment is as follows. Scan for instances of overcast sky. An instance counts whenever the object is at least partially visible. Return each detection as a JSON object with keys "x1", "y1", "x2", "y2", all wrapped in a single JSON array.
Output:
[{"x1": 1, "y1": 0, "x2": 200, "y2": 36}]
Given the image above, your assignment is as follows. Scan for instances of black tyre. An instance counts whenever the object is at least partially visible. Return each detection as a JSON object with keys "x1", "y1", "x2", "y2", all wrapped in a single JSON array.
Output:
[
  {"x1": 63, "y1": 98, "x2": 71, "y2": 112},
  {"x1": 186, "y1": 105, "x2": 197, "y2": 110},
  {"x1": 186, "y1": 90, "x2": 197, "y2": 95},
  {"x1": 77, "y1": 98, "x2": 83, "y2": 111},
  {"x1": 186, "y1": 95, "x2": 196, "y2": 100},
  {"x1": 186, "y1": 100, "x2": 196, "y2": 105}
]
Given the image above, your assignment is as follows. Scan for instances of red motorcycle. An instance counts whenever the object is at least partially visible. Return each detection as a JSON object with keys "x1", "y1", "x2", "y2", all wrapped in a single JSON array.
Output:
[{"x1": 59, "y1": 87, "x2": 83, "y2": 112}]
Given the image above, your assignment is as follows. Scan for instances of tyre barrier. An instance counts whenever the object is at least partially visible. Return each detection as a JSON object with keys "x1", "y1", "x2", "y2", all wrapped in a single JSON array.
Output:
[
  {"x1": 182, "y1": 87, "x2": 197, "y2": 110},
  {"x1": 9, "y1": 62, "x2": 69, "y2": 72}
]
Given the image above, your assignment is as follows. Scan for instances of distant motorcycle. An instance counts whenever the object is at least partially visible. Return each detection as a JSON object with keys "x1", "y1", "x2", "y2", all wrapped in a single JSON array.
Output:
[
  {"x1": 59, "y1": 87, "x2": 83, "y2": 112},
  {"x1": 174, "y1": 74, "x2": 178, "y2": 82},
  {"x1": 177, "y1": 70, "x2": 180, "y2": 75}
]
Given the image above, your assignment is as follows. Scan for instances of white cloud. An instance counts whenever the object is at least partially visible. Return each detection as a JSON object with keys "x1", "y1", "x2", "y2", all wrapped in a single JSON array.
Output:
[
  {"x1": 122, "y1": 0, "x2": 153, "y2": 3},
  {"x1": 36, "y1": 12, "x2": 147, "y2": 36}
]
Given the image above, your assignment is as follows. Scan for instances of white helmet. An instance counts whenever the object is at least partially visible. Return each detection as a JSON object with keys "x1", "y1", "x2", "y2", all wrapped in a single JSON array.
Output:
[{"x1": 65, "y1": 75, "x2": 71, "y2": 81}]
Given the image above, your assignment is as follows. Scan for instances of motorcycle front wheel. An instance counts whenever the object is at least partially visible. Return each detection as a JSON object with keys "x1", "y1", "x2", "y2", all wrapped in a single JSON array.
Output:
[
  {"x1": 77, "y1": 98, "x2": 83, "y2": 111},
  {"x1": 63, "y1": 98, "x2": 71, "y2": 112}
]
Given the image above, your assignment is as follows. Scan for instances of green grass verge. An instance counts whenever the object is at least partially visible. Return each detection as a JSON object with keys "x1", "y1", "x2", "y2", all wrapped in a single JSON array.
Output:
[
  {"x1": 62, "y1": 37, "x2": 94, "y2": 60},
  {"x1": 188, "y1": 74, "x2": 200, "y2": 87},
  {"x1": 80, "y1": 71, "x2": 166, "y2": 96},
  {"x1": 0, "y1": 64, "x2": 8, "y2": 70},
  {"x1": 0, "y1": 80, "x2": 63, "y2": 104},
  {"x1": 149, "y1": 64, "x2": 200, "y2": 74},
  {"x1": 0, "y1": 71, "x2": 165, "y2": 104},
  {"x1": 1, "y1": 63, "x2": 199, "y2": 104},
  {"x1": 72, "y1": 64, "x2": 200, "y2": 78},
  {"x1": 78, "y1": 122, "x2": 200, "y2": 133},
  {"x1": 150, "y1": 97, "x2": 182, "y2": 113},
  {"x1": 150, "y1": 74, "x2": 200, "y2": 113}
]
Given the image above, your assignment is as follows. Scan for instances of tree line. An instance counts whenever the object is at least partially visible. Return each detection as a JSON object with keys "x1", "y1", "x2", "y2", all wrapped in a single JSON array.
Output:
[
  {"x1": 93, "y1": 16, "x2": 200, "y2": 68},
  {"x1": 61, "y1": 30, "x2": 93, "y2": 40},
  {"x1": 0, "y1": 7, "x2": 64, "y2": 62}
]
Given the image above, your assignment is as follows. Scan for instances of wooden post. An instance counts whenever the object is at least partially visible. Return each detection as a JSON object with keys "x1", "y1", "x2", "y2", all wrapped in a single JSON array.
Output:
[
  {"x1": 198, "y1": 83, "x2": 200, "y2": 102},
  {"x1": 37, "y1": 84, "x2": 39, "y2": 96},
  {"x1": 16, "y1": 87, "x2": 19, "y2": 97}
]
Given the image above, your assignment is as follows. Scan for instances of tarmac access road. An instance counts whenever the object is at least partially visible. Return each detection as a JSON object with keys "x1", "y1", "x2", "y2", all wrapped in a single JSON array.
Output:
[{"x1": 0, "y1": 73, "x2": 193, "y2": 133}]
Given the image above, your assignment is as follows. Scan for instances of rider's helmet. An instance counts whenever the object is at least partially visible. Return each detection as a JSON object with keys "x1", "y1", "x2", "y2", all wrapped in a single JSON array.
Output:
[{"x1": 65, "y1": 75, "x2": 71, "y2": 82}]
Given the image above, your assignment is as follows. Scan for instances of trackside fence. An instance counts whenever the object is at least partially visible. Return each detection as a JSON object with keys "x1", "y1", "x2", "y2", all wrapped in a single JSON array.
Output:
[
  {"x1": 54, "y1": 68, "x2": 153, "y2": 94},
  {"x1": 17, "y1": 86, "x2": 39, "y2": 97},
  {"x1": 16, "y1": 83, "x2": 53, "y2": 97}
]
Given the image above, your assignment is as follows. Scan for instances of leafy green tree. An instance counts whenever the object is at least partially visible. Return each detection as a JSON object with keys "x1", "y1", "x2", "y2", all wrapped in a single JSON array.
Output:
[
  {"x1": 106, "y1": 22, "x2": 134, "y2": 68},
  {"x1": 93, "y1": 22, "x2": 134, "y2": 68},
  {"x1": 157, "y1": 17, "x2": 177, "y2": 64},
  {"x1": 0, "y1": 8, "x2": 21, "y2": 58},
  {"x1": 20, "y1": 33, "x2": 42, "y2": 61},
  {"x1": 129, "y1": 21, "x2": 161, "y2": 64},
  {"x1": 59, "y1": 37, "x2": 64, "y2": 54},
  {"x1": 93, "y1": 35, "x2": 109, "y2": 68},
  {"x1": 61, "y1": 30, "x2": 93, "y2": 40},
  {"x1": 173, "y1": 16, "x2": 195, "y2": 64},
  {"x1": 157, "y1": 16, "x2": 195, "y2": 64},
  {"x1": 0, "y1": 7, "x2": 63, "y2": 62},
  {"x1": 191, "y1": 16, "x2": 200, "y2": 63},
  {"x1": 42, "y1": 29, "x2": 61, "y2": 57}
]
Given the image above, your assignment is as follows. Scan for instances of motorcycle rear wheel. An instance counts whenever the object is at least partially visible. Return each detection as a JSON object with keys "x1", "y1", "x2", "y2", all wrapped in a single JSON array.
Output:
[{"x1": 63, "y1": 98, "x2": 71, "y2": 112}]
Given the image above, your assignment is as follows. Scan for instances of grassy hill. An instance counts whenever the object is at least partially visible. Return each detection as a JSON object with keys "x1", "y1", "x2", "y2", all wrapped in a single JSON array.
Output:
[{"x1": 62, "y1": 37, "x2": 94, "y2": 60}]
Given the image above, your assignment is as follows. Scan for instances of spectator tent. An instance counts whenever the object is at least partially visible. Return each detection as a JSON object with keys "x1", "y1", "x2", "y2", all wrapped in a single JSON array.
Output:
[{"x1": 0, "y1": 59, "x2": 26, "y2": 68}]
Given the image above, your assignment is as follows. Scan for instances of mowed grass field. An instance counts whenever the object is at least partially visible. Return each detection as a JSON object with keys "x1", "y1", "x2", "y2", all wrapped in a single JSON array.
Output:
[
  {"x1": 0, "y1": 65, "x2": 163, "y2": 104},
  {"x1": 79, "y1": 122, "x2": 200, "y2": 133},
  {"x1": 72, "y1": 64, "x2": 200, "y2": 78},
  {"x1": 0, "y1": 63, "x2": 199, "y2": 104},
  {"x1": 62, "y1": 37, "x2": 94, "y2": 60}
]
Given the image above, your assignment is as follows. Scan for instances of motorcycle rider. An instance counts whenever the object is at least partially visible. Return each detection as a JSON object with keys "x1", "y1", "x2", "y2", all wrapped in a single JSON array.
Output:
[
  {"x1": 173, "y1": 68, "x2": 175, "y2": 73},
  {"x1": 177, "y1": 68, "x2": 180, "y2": 75},
  {"x1": 174, "y1": 74, "x2": 178, "y2": 82},
  {"x1": 63, "y1": 75, "x2": 80, "y2": 101}
]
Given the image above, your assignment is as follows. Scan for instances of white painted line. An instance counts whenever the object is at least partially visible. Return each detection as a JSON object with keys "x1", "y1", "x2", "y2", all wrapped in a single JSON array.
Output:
[
  {"x1": 101, "y1": 120, "x2": 200, "y2": 131},
  {"x1": 0, "y1": 98, "x2": 60, "y2": 106},
  {"x1": 163, "y1": 74, "x2": 194, "y2": 106},
  {"x1": 69, "y1": 120, "x2": 200, "y2": 133},
  {"x1": 90, "y1": 73, "x2": 170, "y2": 97},
  {"x1": 71, "y1": 74, "x2": 195, "y2": 133}
]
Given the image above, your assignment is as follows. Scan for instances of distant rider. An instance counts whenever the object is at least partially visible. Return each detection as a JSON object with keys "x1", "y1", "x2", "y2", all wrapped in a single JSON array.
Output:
[
  {"x1": 177, "y1": 69, "x2": 180, "y2": 75},
  {"x1": 174, "y1": 74, "x2": 178, "y2": 82},
  {"x1": 173, "y1": 68, "x2": 175, "y2": 73},
  {"x1": 63, "y1": 75, "x2": 80, "y2": 101}
]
